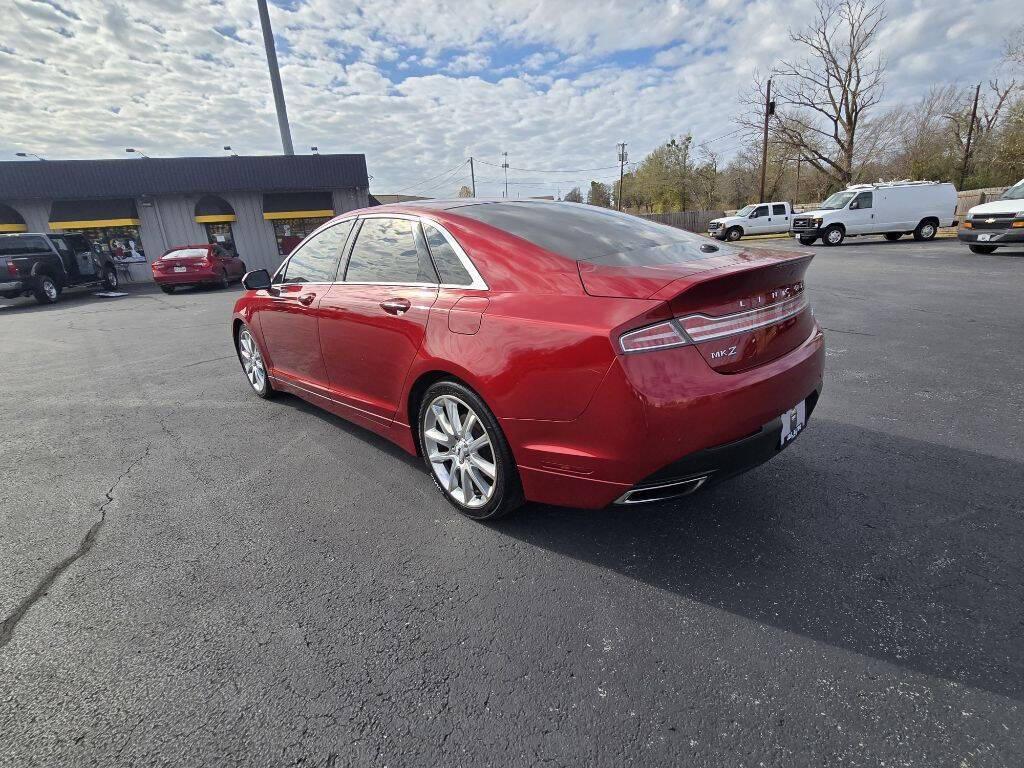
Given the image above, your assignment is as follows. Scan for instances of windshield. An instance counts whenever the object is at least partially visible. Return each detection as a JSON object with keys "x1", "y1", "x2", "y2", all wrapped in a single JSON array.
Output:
[
  {"x1": 1000, "y1": 180, "x2": 1024, "y2": 201},
  {"x1": 735, "y1": 205, "x2": 756, "y2": 216},
  {"x1": 163, "y1": 247, "x2": 209, "y2": 259},
  {"x1": 819, "y1": 190, "x2": 858, "y2": 210}
]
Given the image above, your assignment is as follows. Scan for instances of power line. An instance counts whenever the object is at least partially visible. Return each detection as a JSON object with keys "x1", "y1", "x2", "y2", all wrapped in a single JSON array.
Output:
[
  {"x1": 476, "y1": 158, "x2": 620, "y2": 173},
  {"x1": 391, "y1": 160, "x2": 469, "y2": 194}
]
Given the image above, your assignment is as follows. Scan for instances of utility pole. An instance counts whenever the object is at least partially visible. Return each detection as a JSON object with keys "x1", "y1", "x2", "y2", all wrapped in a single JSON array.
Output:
[
  {"x1": 959, "y1": 83, "x2": 981, "y2": 189},
  {"x1": 257, "y1": 0, "x2": 294, "y2": 156},
  {"x1": 469, "y1": 157, "x2": 476, "y2": 197},
  {"x1": 616, "y1": 142, "x2": 628, "y2": 211},
  {"x1": 759, "y1": 78, "x2": 773, "y2": 203},
  {"x1": 794, "y1": 155, "x2": 802, "y2": 206},
  {"x1": 501, "y1": 152, "x2": 509, "y2": 198}
]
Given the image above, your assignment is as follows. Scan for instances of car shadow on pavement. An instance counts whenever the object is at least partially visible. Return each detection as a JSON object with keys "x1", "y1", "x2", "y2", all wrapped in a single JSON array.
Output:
[{"x1": 497, "y1": 418, "x2": 1024, "y2": 702}]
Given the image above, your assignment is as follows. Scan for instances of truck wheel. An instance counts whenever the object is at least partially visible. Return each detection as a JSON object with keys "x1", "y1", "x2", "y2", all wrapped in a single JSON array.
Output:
[
  {"x1": 102, "y1": 265, "x2": 119, "y2": 290},
  {"x1": 724, "y1": 227, "x2": 743, "y2": 242},
  {"x1": 33, "y1": 274, "x2": 60, "y2": 304},
  {"x1": 822, "y1": 225, "x2": 845, "y2": 246},
  {"x1": 884, "y1": 233, "x2": 902, "y2": 241},
  {"x1": 798, "y1": 234, "x2": 817, "y2": 245},
  {"x1": 968, "y1": 244, "x2": 997, "y2": 254},
  {"x1": 913, "y1": 220, "x2": 937, "y2": 241}
]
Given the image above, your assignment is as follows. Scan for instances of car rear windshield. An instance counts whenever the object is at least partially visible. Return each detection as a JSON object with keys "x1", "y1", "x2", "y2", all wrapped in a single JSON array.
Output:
[
  {"x1": 163, "y1": 248, "x2": 209, "y2": 259},
  {"x1": 0, "y1": 235, "x2": 50, "y2": 255},
  {"x1": 451, "y1": 202, "x2": 723, "y2": 266}
]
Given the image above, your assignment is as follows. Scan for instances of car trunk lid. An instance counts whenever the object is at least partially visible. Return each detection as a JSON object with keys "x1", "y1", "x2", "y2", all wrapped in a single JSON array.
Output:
[{"x1": 582, "y1": 247, "x2": 815, "y2": 373}]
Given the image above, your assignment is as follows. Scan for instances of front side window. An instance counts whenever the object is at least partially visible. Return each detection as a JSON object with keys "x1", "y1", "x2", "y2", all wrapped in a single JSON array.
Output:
[
  {"x1": 772, "y1": 204, "x2": 787, "y2": 215},
  {"x1": 422, "y1": 224, "x2": 473, "y2": 286},
  {"x1": 345, "y1": 218, "x2": 437, "y2": 284},
  {"x1": 820, "y1": 190, "x2": 857, "y2": 210},
  {"x1": 752, "y1": 205, "x2": 769, "y2": 218},
  {"x1": 283, "y1": 220, "x2": 353, "y2": 284},
  {"x1": 852, "y1": 192, "x2": 873, "y2": 209}
]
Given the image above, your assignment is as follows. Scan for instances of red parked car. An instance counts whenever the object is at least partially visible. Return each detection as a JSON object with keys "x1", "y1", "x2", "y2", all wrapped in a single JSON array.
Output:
[
  {"x1": 231, "y1": 201, "x2": 824, "y2": 520},
  {"x1": 151, "y1": 243, "x2": 246, "y2": 293}
]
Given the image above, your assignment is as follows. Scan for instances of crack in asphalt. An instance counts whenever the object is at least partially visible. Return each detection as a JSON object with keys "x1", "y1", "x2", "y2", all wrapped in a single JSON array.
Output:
[{"x1": 0, "y1": 445, "x2": 151, "y2": 650}]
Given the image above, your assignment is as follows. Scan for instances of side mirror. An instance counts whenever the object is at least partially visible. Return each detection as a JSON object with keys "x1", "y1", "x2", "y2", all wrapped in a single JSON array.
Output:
[
  {"x1": 849, "y1": 201, "x2": 858, "y2": 210},
  {"x1": 749, "y1": 211, "x2": 758, "y2": 218},
  {"x1": 242, "y1": 269, "x2": 271, "y2": 291}
]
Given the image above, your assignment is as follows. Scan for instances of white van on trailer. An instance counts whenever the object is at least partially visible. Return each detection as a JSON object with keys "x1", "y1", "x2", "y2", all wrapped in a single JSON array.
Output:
[{"x1": 790, "y1": 181, "x2": 958, "y2": 246}]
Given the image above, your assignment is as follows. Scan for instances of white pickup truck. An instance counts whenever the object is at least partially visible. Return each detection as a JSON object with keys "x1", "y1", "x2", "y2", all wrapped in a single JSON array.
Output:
[{"x1": 707, "y1": 202, "x2": 794, "y2": 241}]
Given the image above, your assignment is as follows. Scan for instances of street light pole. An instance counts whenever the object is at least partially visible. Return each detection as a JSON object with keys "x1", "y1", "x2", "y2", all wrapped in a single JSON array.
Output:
[
  {"x1": 256, "y1": 0, "x2": 295, "y2": 156},
  {"x1": 501, "y1": 152, "x2": 509, "y2": 198}
]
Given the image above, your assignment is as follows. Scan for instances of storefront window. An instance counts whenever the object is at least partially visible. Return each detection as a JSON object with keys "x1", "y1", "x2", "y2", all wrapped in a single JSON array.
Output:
[
  {"x1": 272, "y1": 217, "x2": 331, "y2": 256},
  {"x1": 60, "y1": 225, "x2": 146, "y2": 263},
  {"x1": 204, "y1": 222, "x2": 236, "y2": 254}
]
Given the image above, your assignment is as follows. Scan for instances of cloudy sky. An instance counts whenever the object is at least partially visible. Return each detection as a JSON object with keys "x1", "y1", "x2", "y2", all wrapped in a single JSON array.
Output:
[{"x1": 0, "y1": 0, "x2": 1018, "y2": 197}]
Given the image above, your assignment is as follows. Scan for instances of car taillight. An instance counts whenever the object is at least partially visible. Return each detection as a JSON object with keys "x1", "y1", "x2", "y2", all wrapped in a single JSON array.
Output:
[
  {"x1": 680, "y1": 294, "x2": 808, "y2": 343},
  {"x1": 619, "y1": 293, "x2": 810, "y2": 353},
  {"x1": 6, "y1": 259, "x2": 16, "y2": 276},
  {"x1": 619, "y1": 321, "x2": 689, "y2": 353}
]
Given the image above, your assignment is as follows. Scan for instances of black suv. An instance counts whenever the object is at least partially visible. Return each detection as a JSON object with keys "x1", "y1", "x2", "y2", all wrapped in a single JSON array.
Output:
[{"x1": 0, "y1": 233, "x2": 119, "y2": 305}]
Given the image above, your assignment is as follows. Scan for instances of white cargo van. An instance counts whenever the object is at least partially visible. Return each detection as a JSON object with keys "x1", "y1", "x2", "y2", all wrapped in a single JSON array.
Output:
[
  {"x1": 790, "y1": 181, "x2": 957, "y2": 246},
  {"x1": 707, "y1": 202, "x2": 794, "y2": 241},
  {"x1": 957, "y1": 177, "x2": 1024, "y2": 254}
]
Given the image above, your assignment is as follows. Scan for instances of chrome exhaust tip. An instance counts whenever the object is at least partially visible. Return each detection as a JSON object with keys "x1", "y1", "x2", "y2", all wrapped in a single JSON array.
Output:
[{"x1": 614, "y1": 475, "x2": 709, "y2": 505}]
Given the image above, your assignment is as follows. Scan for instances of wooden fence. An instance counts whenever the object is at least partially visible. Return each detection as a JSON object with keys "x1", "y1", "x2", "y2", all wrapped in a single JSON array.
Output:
[
  {"x1": 956, "y1": 187, "x2": 1009, "y2": 217},
  {"x1": 639, "y1": 210, "x2": 724, "y2": 233}
]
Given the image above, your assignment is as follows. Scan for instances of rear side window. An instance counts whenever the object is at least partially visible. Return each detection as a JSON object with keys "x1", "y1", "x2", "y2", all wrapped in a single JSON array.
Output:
[
  {"x1": 772, "y1": 204, "x2": 787, "y2": 215},
  {"x1": 0, "y1": 235, "x2": 50, "y2": 255},
  {"x1": 452, "y1": 202, "x2": 723, "y2": 266},
  {"x1": 345, "y1": 218, "x2": 437, "y2": 284},
  {"x1": 422, "y1": 223, "x2": 473, "y2": 286}
]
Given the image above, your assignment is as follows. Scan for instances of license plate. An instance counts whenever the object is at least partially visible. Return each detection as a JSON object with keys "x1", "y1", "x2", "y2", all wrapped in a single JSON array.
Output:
[
  {"x1": 174, "y1": 266, "x2": 187, "y2": 272},
  {"x1": 780, "y1": 400, "x2": 807, "y2": 447},
  {"x1": 977, "y1": 234, "x2": 991, "y2": 242}
]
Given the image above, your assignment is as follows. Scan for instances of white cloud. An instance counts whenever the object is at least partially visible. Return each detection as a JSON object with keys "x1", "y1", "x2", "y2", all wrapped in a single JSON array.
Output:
[{"x1": 0, "y1": 0, "x2": 1018, "y2": 198}]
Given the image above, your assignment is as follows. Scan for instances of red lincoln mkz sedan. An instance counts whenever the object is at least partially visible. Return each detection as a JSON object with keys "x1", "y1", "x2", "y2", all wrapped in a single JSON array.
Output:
[{"x1": 231, "y1": 201, "x2": 824, "y2": 520}]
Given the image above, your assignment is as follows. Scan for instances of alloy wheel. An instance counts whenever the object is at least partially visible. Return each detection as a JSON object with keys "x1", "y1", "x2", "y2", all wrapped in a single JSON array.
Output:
[
  {"x1": 43, "y1": 279, "x2": 57, "y2": 301},
  {"x1": 238, "y1": 328, "x2": 266, "y2": 393},
  {"x1": 422, "y1": 394, "x2": 497, "y2": 509}
]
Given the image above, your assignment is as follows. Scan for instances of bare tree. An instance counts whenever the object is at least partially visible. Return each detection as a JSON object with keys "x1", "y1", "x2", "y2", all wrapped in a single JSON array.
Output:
[
  {"x1": 457, "y1": 185, "x2": 473, "y2": 198},
  {"x1": 770, "y1": 0, "x2": 887, "y2": 188}
]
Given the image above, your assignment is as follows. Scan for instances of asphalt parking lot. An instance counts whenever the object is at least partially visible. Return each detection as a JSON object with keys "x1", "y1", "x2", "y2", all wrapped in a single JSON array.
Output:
[{"x1": 1, "y1": 236, "x2": 1022, "y2": 767}]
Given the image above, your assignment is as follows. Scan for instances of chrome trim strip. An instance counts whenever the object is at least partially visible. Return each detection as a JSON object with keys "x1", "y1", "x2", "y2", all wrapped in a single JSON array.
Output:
[
  {"x1": 268, "y1": 374, "x2": 392, "y2": 424},
  {"x1": 269, "y1": 214, "x2": 488, "y2": 291},
  {"x1": 614, "y1": 476, "x2": 709, "y2": 505}
]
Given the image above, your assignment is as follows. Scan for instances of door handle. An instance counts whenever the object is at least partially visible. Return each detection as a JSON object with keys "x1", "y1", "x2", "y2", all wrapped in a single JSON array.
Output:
[
  {"x1": 380, "y1": 298, "x2": 411, "y2": 315},
  {"x1": 298, "y1": 293, "x2": 316, "y2": 306}
]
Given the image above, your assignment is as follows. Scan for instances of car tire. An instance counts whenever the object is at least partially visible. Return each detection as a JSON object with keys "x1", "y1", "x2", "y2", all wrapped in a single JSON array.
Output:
[
  {"x1": 418, "y1": 380, "x2": 523, "y2": 521},
  {"x1": 102, "y1": 265, "x2": 119, "y2": 290},
  {"x1": 968, "y1": 244, "x2": 997, "y2": 254},
  {"x1": 798, "y1": 234, "x2": 817, "y2": 245},
  {"x1": 884, "y1": 232, "x2": 902, "y2": 241},
  {"x1": 236, "y1": 324, "x2": 274, "y2": 399},
  {"x1": 33, "y1": 274, "x2": 60, "y2": 304},
  {"x1": 724, "y1": 227, "x2": 743, "y2": 242},
  {"x1": 913, "y1": 219, "x2": 937, "y2": 241},
  {"x1": 159, "y1": 285, "x2": 175, "y2": 294},
  {"x1": 822, "y1": 225, "x2": 845, "y2": 246}
]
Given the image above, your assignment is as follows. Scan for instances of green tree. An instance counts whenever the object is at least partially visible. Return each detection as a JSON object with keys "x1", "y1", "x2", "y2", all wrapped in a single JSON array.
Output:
[{"x1": 587, "y1": 181, "x2": 612, "y2": 207}]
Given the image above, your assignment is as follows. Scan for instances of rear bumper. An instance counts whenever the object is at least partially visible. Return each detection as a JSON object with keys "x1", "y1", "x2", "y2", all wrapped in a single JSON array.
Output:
[
  {"x1": 957, "y1": 229, "x2": 1024, "y2": 245},
  {"x1": 0, "y1": 279, "x2": 26, "y2": 292},
  {"x1": 508, "y1": 323, "x2": 826, "y2": 509}
]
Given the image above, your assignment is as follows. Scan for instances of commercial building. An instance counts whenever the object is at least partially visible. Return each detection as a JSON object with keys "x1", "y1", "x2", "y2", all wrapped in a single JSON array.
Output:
[{"x1": 0, "y1": 154, "x2": 369, "y2": 278}]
